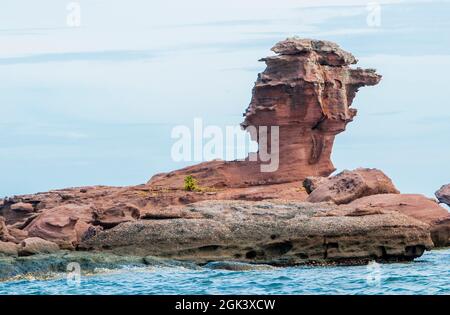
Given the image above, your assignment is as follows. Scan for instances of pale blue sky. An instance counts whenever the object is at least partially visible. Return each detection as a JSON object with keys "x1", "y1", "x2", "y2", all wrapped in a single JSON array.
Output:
[{"x1": 1, "y1": 0, "x2": 449, "y2": 198}]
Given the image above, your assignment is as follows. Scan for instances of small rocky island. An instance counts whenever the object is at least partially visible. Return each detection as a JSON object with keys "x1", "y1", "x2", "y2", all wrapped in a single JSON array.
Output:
[{"x1": 1, "y1": 38, "x2": 449, "y2": 280}]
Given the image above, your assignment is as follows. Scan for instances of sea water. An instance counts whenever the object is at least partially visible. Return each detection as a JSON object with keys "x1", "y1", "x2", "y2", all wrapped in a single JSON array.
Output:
[{"x1": 0, "y1": 249, "x2": 448, "y2": 295}]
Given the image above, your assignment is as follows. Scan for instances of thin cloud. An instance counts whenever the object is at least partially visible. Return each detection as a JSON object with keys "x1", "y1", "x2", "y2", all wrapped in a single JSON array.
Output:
[{"x1": 0, "y1": 50, "x2": 156, "y2": 65}]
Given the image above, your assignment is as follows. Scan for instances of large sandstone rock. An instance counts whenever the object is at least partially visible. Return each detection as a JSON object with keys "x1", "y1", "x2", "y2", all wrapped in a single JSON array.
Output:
[
  {"x1": 0, "y1": 216, "x2": 10, "y2": 242},
  {"x1": 306, "y1": 168, "x2": 399, "y2": 204},
  {"x1": 348, "y1": 194, "x2": 450, "y2": 247},
  {"x1": 10, "y1": 202, "x2": 34, "y2": 213},
  {"x1": 148, "y1": 38, "x2": 381, "y2": 189},
  {"x1": 18, "y1": 237, "x2": 59, "y2": 256},
  {"x1": 1, "y1": 182, "x2": 311, "y2": 248},
  {"x1": 24, "y1": 204, "x2": 95, "y2": 249},
  {"x1": 1, "y1": 216, "x2": 29, "y2": 244},
  {"x1": 0, "y1": 200, "x2": 38, "y2": 228},
  {"x1": 93, "y1": 203, "x2": 141, "y2": 228},
  {"x1": 436, "y1": 184, "x2": 450, "y2": 206},
  {"x1": 0, "y1": 39, "x2": 439, "y2": 269},
  {"x1": 7, "y1": 227, "x2": 28, "y2": 243},
  {"x1": 81, "y1": 200, "x2": 433, "y2": 265},
  {"x1": 0, "y1": 241, "x2": 18, "y2": 256}
]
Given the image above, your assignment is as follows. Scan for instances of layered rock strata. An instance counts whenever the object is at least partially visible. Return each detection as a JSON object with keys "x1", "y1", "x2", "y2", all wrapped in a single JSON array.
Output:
[
  {"x1": 348, "y1": 194, "x2": 450, "y2": 247},
  {"x1": 304, "y1": 171, "x2": 450, "y2": 247},
  {"x1": 149, "y1": 38, "x2": 381, "y2": 189},
  {"x1": 304, "y1": 168, "x2": 399, "y2": 204},
  {"x1": 80, "y1": 200, "x2": 433, "y2": 265},
  {"x1": 0, "y1": 38, "x2": 442, "y2": 272}
]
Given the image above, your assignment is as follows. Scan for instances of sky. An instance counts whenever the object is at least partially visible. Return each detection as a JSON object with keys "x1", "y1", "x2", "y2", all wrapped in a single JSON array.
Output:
[{"x1": 0, "y1": 0, "x2": 449, "y2": 199}]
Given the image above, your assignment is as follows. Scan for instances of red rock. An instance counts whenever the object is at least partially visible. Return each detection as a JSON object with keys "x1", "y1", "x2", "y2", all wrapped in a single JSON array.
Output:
[
  {"x1": 1, "y1": 216, "x2": 30, "y2": 244},
  {"x1": 93, "y1": 203, "x2": 141, "y2": 228},
  {"x1": 10, "y1": 202, "x2": 34, "y2": 213},
  {"x1": 18, "y1": 237, "x2": 59, "y2": 256},
  {"x1": 0, "y1": 241, "x2": 18, "y2": 256},
  {"x1": 7, "y1": 227, "x2": 29, "y2": 243},
  {"x1": 348, "y1": 194, "x2": 450, "y2": 247},
  {"x1": 24, "y1": 204, "x2": 95, "y2": 249},
  {"x1": 436, "y1": 184, "x2": 450, "y2": 206},
  {"x1": 303, "y1": 176, "x2": 329, "y2": 194},
  {"x1": 0, "y1": 216, "x2": 13, "y2": 242},
  {"x1": 306, "y1": 168, "x2": 399, "y2": 204},
  {"x1": 0, "y1": 38, "x2": 437, "y2": 265},
  {"x1": 0, "y1": 200, "x2": 38, "y2": 228},
  {"x1": 148, "y1": 38, "x2": 381, "y2": 189}
]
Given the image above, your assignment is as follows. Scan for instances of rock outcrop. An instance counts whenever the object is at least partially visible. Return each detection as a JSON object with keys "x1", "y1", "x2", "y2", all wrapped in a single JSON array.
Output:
[
  {"x1": 24, "y1": 204, "x2": 95, "y2": 249},
  {"x1": 0, "y1": 217, "x2": 12, "y2": 242},
  {"x1": 436, "y1": 184, "x2": 450, "y2": 206},
  {"x1": 149, "y1": 38, "x2": 381, "y2": 189},
  {"x1": 0, "y1": 241, "x2": 18, "y2": 256},
  {"x1": 81, "y1": 200, "x2": 433, "y2": 265},
  {"x1": 93, "y1": 203, "x2": 141, "y2": 229},
  {"x1": 305, "y1": 168, "x2": 399, "y2": 204},
  {"x1": 348, "y1": 194, "x2": 450, "y2": 247},
  {"x1": 0, "y1": 201, "x2": 38, "y2": 229},
  {"x1": 0, "y1": 216, "x2": 28, "y2": 244},
  {"x1": 0, "y1": 38, "x2": 439, "y2": 272},
  {"x1": 18, "y1": 237, "x2": 60, "y2": 256}
]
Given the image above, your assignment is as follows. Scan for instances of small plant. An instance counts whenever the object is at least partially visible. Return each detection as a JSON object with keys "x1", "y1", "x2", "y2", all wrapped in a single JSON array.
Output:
[{"x1": 184, "y1": 175, "x2": 200, "y2": 192}]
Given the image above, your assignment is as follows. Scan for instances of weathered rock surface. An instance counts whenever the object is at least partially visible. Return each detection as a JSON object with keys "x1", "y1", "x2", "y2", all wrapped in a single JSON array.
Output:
[
  {"x1": 306, "y1": 168, "x2": 399, "y2": 204},
  {"x1": 436, "y1": 184, "x2": 450, "y2": 206},
  {"x1": 1, "y1": 216, "x2": 28, "y2": 244},
  {"x1": 0, "y1": 241, "x2": 18, "y2": 256},
  {"x1": 0, "y1": 183, "x2": 311, "y2": 249},
  {"x1": 24, "y1": 204, "x2": 94, "y2": 249},
  {"x1": 1, "y1": 201, "x2": 38, "y2": 228},
  {"x1": 18, "y1": 237, "x2": 60, "y2": 256},
  {"x1": 0, "y1": 38, "x2": 439, "y2": 274},
  {"x1": 303, "y1": 176, "x2": 329, "y2": 194},
  {"x1": 7, "y1": 227, "x2": 28, "y2": 243},
  {"x1": 81, "y1": 200, "x2": 433, "y2": 265},
  {"x1": 0, "y1": 217, "x2": 12, "y2": 242},
  {"x1": 348, "y1": 194, "x2": 450, "y2": 247},
  {"x1": 149, "y1": 38, "x2": 381, "y2": 189},
  {"x1": 93, "y1": 203, "x2": 141, "y2": 229}
]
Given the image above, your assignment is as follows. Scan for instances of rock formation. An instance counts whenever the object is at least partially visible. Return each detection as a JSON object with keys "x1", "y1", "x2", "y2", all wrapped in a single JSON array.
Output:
[
  {"x1": 18, "y1": 237, "x2": 59, "y2": 256},
  {"x1": 0, "y1": 38, "x2": 444, "y2": 276},
  {"x1": 304, "y1": 170, "x2": 450, "y2": 247},
  {"x1": 24, "y1": 204, "x2": 95, "y2": 249},
  {"x1": 305, "y1": 168, "x2": 399, "y2": 204},
  {"x1": 436, "y1": 184, "x2": 450, "y2": 206},
  {"x1": 81, "y1": 200, "x2": 432, "y2": 265},
  {"x1": 149, "y1": 38, "x2": 381, "y2": 189},
  {"x1": 347, "y1": 194, "x2": 450, "y2": 247},
  {"x1": 0, "y1": 241, "x2": 18, "y2": 256}
]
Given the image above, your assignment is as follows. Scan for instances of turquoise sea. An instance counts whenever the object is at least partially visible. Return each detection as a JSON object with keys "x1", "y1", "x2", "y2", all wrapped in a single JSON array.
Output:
[{"x1": 0, "y1": 249, "x2": 449, "y2": 295}]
